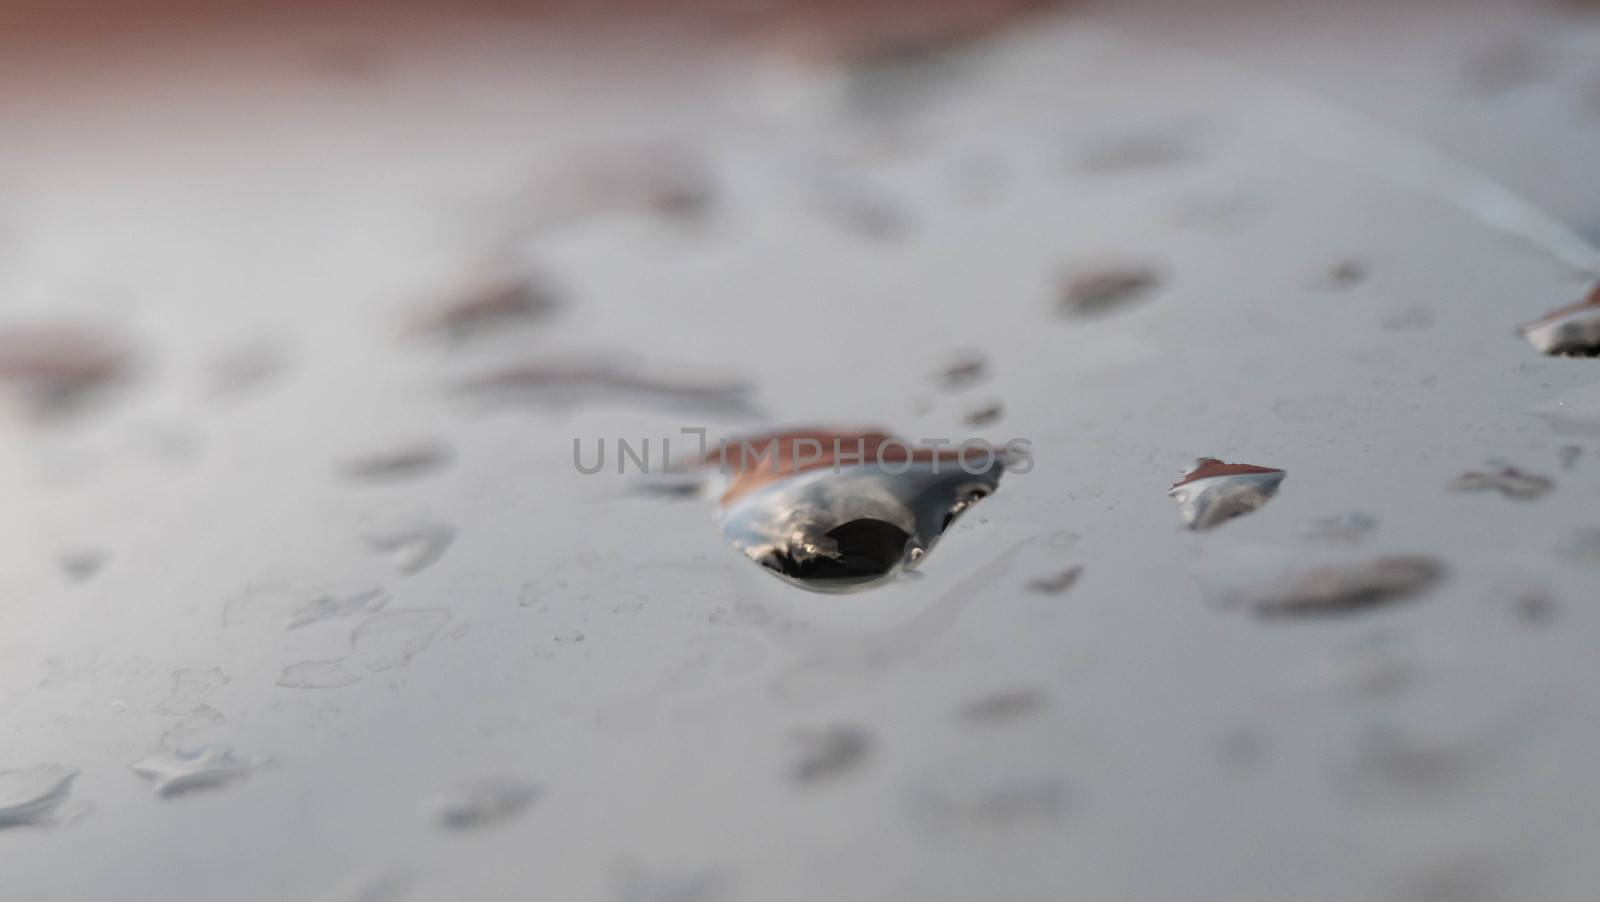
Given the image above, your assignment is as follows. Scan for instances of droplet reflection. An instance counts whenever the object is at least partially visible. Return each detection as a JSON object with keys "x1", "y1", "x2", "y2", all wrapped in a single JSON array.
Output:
[{"x1": 714, "y1": 431, "x2": 1005, "y2": 593}]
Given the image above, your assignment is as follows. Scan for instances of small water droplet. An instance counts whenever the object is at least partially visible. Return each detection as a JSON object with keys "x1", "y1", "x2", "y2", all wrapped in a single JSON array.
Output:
[
  {"x1": 406, "y1": 269, "x2": 559, "y2": 341},
  {"x1": 338, "y1": 443, "x2": 453, "y2": 483},
  {"x1": 431, "y1": 776, "x2": 540, "y2": 830},
  {"x1": 277, "y1": 659, "x2": 365, "y2": 689},
  {"x1": 962, "y1": 401, "x2": 1004, "y2": 427},
  {"x1": 714, "y1": 430, "x2": 1005, "y2": 592},
  {"x1": 790, "y1": 725, "x2": 872, "y2": 785},
  {"x1": 0, "y1": 764, "x2": 78, "y2": 828},
  {"x1": 1449, "y1": 464, "x2": 1553, "y2": 500},
  {"x1": 59, "y1": 548, "x2": 107, "y2": 583},
  {"x1": 1514, "y1": 591, "x2": 1557, "y2": 625},
  {"x1": 1077, "y1": 131, "x2": 1195, "y2": 173},
  {"x1": 1168, "y1": 458, "x2": 1285, "y2": 530},
  {"x1": 132, "y1": 746, "x2": 266, "y2": 798},
  {"x1": 287, "y1": 588, "x2": 389, "y2": 630},
  {"x1": 1058, "y1": 265, "x2": 1162, "y2": 318},
  {"x1": 365, "y1": 522, "x2": 455, "y2": 575},
  {"x1": 933, "y1": 354, "x2": 987, "y2": 391},
  {"x1": 155, "y1": 666, "x2": 228, "y2": 716},
  {"x1": 1519, "y1": 281, "x2": 1600, "y2": 355},
  {"x1": 1026, "y1": 564, "x2": 1082, "y2": 594},
  {"x1": 1325, "y1": 259, "x2": 1368, "y2": 289},
  {"x1": 351, "y1": 609, "x2": 452, "y2": 671},
  {"x1": 0, "y1": 324, "x2": 133, "y2": 416},
  {"x1": 453, "y1": 357, "x2": 757, "y2": 417},
  {"x1": 1243, "y1": 555, "x2": 1446, "y2": 619}
]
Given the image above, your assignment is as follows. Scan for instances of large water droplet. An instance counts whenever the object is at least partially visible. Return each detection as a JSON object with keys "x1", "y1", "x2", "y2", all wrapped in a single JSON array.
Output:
[
  {"x1": 1168, "y1": 458, "x2": 1285, "y2": 530},
  {"x1": 712, "y1": 431, "x2": 1005, "y2": 593}
]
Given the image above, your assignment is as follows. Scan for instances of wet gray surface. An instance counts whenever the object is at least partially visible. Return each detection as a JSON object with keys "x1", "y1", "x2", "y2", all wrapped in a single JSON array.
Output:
[{"x1": 2, "y1": 4, "x2": 1600, "y2": 901}]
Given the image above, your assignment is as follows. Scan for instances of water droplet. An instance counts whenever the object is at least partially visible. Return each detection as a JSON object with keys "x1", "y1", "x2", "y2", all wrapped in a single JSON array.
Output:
[
  {"x1": 351, "y1": 608, "x2": 452, "y2": 671},
  {"x1": 957, "y1": 688, "x2": 1047, "y2": 724},
  {"x1": 406, "y1": 269, "x2": 559, "y2": 342},
  {"x1": 338, "y1": 443, "x2": 452, "y2": 483},
  {"x1": 1325, "y1": 259, "x2": 1368, "y2": 289},
  {"x1": 1449, "y1": 465, "x2": 1553, "y2": 500},
  {"x1": 933, "y1": 354, "x2": 986, "y2": 391},
  {"x1": 790, "y1": 725, "x2": 872, "y2": 784},
  {"x1": 962, "y1": 401, "x2": 1003, "y2": 427},
  {"x1": 0, "y1": 324, "x2": 132, "y2": 416},
  {"x1": 0, "y1": 764, "x2": 78, "y2": 828},
  {"x1": 287, "y1": 588, "x2": 390, "y2": 630},
  {"x1": 277, "y1": 659, "x2": 364, "y2": 689},
  {"x1": 1514, "y1": 591, "x2": 1557, "y2": 625},
  {"x1": 1058, "y1": 265, "x2": 1163, "y2": 318},
  {"x1": 1519, "y1": 281, "x2": 1600, "y2": 355},
  {"x1": 453, "y1": 357, "x2": 757, "y2": 417},
  {"x1": 431, "y1": 776, "x2": 540, "y2": 830},
  {"x1": 714, "y1": 431, "x2": 1005, "y2": 592},
  {"x1": 59, "y1": 548, "x2": 107, "y2": 583},
  {"x1": 155, "y1": 666, "x2": 228, "y2": 716},
  {"x1": 1026, "y1": 564, "x2": 1082, "y2": 594},
  {"x1": 1168, "y1": 458, "x2": 1285, "y2": 530},
  {"x1": 132, "y1": 746, "x2": 266, "y2": 798},
  {"x1": 365, "y1": 522, "x2": 455, "y2": 575},
  {"x1": 1240, "y1": 555, "x2": 1446, "y2": 619}
]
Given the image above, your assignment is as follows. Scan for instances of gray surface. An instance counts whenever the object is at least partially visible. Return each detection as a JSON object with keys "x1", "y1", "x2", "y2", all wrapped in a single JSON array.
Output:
[{"x1": 2, "y1": 7, "x2": 1600, "y2": 901}]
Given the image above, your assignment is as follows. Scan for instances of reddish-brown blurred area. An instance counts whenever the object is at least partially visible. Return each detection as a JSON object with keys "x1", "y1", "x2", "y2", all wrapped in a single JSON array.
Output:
[{"x1": 0, "y1": 0, "x2": 1067, "y2": 50}]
